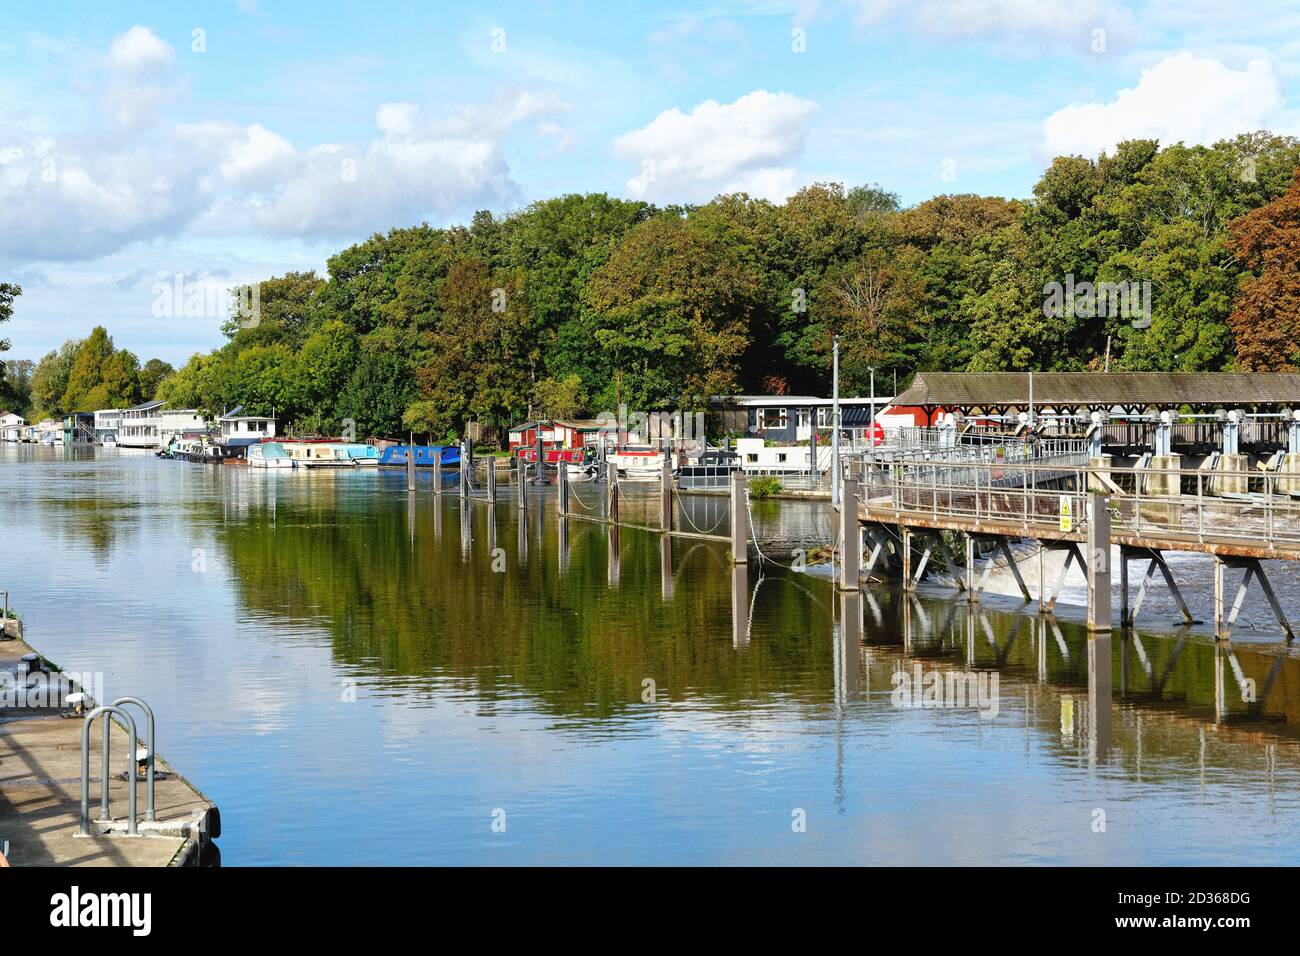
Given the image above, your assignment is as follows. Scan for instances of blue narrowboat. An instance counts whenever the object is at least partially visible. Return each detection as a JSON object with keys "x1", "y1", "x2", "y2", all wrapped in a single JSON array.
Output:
[{"x1": 378, "y1": 445, "x2": 461, "y2": 468}]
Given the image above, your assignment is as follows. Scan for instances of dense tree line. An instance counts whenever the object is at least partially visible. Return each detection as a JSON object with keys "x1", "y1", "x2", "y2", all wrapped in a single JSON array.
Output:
[
  {"x1": 9, "y1": 133, "x2": 1300, "y2": 436},
  {"x1": 5, "y1": 317, "x2": 174, "y2": 420}
]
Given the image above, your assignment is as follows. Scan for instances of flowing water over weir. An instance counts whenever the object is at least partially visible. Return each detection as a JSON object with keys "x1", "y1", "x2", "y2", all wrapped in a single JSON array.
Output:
[{"x1": 3, "y1": 444, "x2": 1300, "y2": 865}]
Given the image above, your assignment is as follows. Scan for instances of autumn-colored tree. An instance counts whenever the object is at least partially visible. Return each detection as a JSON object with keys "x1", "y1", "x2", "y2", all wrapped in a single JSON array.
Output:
[{"x1": 1226, "y1": 168, "x2": 1300, "y2": 370}]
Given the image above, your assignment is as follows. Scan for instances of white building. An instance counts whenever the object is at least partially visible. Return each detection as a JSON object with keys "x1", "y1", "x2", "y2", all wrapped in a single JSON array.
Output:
[
  {"x1": 732, "y1": 437, "x2": 833, "y2": 475},
  {"x1": 35, "y1": 419, "x2": 63, "y2": 444},
  {"x1": 93, "y1": 409, "x2": 122, "y2": 445},
  {"x1": 119, "y1": 400, "x2": 164, "y2": 448},
  {"x1": 0, "y1": 411, "x2": 25, "y2": 442},
  {"x1": 219, "y1": 406, "x2": 277, "y2": 445},
  {"x1": 160, "y1": 408, "x2": 207, "y2": 446}
]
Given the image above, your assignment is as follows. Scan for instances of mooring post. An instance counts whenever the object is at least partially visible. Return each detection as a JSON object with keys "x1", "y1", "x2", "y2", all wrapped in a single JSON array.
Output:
[
  {"x1": 487, "y1": 455, "x2": 497, "y2": 501},
  {"x1": 433, "y1": 448, "x2": 442, "y2": 496},
  {"x1": 517, "y1": 456, "x2": 527, "y2": 509},
  {"x1": 1087, "y1": 492, "x2": 1112, "y2": 632},
  {"x1": 965, "y1": 534, "x2": 977, "y2": 602},
  {"x1": 406, "y1": 446, "x2": 415, "y2": 493},
  {"x1": 902, "y1": 526, "x2": 913, "y2": 591},
  {"x1": 838, "y1": 477, "x2": 860, "y2": 591},
  {"x1": 660, "y1": 459, "x2": 673, "y2": 532},
  {"x1": 730, "y1": 468, "x2": 748, "y2": 564},
  {"x1": 557, "y1": 456, "x2": 569, "y2": 517},
  {"x1": 459, "y1": 447, "x2": 468, "y2": 499},
  {"x1": 607, "y1": 464, "x2": 620, "y2": 524}
]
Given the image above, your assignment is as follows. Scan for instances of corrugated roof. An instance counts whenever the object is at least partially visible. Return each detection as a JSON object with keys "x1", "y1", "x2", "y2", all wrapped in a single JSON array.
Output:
[{"x1": 893, "y1": 372, "x2": 1300, "y2": 409}]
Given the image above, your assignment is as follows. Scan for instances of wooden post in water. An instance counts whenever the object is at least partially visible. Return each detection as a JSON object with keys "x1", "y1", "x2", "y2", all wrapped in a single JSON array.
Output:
[
  {"x1": 406, "y1": 445, "x2": 415, "y2": 492},
  {"x1": 459, "y1": 447, "x2": 467, "y2": 499},
  {"x1": 1087, "y1": 492, "x2": 1112, "y2": 632},
  {"x1": 660, "y1": 459, "x2": 673, "y2": 532},
  {"x1": 433, "y1": 448, "x2": 443, "y2": 496},
  {"x1": 901, "y1": 527, "x2": 914, "y2": 591},
  {"x1": 557, "y1": 456, "x2": 569, "y2": 518},
  {"x1": 838, "y1": 478, "x2": 859, "y2": 591},
  {"x1": 730, "y1": 469, "x2": 748, "y2": 564},
  {"x1": 517, "y1": 456, "x2": 527, "y2": 509},
  {"x1": 487, "y1": 455, "x2": 497, "y2": 501},
  {"x1": 607, "y1": 464, "x2": 620, "y2": 524}
]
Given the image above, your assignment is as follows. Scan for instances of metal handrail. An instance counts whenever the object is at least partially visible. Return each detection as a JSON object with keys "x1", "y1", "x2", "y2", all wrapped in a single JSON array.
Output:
[
  {"x1": 80, "y1": 706, "x2": 139, "y2": 836},
  {"x1": 863, "y1": 457, "x2": 1300, "y2": 551},
  {"x1": 110, "y1": 697, "x2": 155, "y2": 822}
]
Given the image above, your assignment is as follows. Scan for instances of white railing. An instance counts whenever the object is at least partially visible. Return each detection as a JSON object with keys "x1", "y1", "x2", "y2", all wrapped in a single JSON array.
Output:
[{"x1": 859, "y1": 457, "x2": 1300, "y2": 553}]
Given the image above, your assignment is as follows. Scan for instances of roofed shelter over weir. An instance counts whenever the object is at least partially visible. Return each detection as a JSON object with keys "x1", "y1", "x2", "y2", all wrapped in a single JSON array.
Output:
[{"x1": 891, "y1": 372, "x2": 1300, "y2": 418}]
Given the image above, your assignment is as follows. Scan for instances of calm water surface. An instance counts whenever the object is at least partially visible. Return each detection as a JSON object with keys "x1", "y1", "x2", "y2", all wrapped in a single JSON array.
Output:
[{"x1": 3, "y1": 445, "x2": 1300, "y2": 865}]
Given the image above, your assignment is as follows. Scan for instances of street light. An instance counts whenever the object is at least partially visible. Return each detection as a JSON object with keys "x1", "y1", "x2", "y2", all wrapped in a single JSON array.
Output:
[
  {"x1": 832, "y1": 336, "x2": 840, "y2": 509},
  {"x1": 868, "y1": 365, "x2": 877, "y2": 475}
]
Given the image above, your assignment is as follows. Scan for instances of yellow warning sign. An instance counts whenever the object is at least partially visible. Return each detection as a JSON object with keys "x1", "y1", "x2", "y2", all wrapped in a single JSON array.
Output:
[{"x1": 1059, "y1": 495, "x2": 1073, "y2": 532}]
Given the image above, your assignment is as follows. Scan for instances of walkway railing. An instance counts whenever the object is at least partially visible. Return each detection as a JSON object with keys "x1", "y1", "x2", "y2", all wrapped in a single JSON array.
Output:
[{"x1": 862, "y1": 458, "x2": 1300, "y2": 556}]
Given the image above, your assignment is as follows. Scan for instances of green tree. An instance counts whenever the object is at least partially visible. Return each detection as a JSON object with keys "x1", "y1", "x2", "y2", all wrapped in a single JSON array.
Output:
[
  {"x1": 0, "y1": 284, "x2": 19, "y2": 410},
  {"x1": 138, "y1": 358, "x2": 175, "y2": 400}
]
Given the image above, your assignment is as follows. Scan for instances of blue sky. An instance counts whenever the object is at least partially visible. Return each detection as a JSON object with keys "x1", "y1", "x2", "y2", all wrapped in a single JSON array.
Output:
[{"x1": 3, "y1": 0, "x2": 1300, "y2": 365}]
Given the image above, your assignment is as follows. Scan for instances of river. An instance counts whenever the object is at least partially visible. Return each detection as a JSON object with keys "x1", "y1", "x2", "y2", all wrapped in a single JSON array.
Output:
[{"x1": 2, "y1": 445, "x2": 1300, "y2": 865}]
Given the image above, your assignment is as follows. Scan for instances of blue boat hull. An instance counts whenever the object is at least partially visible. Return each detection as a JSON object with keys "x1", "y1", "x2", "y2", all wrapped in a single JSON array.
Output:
[{"x1": 378, "y1": 445, "x2": 461, "y2": 467}]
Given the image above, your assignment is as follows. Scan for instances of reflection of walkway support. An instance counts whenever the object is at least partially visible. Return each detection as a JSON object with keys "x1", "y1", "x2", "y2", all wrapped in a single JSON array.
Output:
[
  {"x1": 1038, "y1": 541, "x2": 1088, "y2": 614},
  {"x1": 660, "y1": 534, "x2": 673, "y2": 601},
  {"x1": 1119, "y1": 547, "x2": 1198, "y2": 628},
  {"x1": 1087, "y1": 634, "x2": 1112, "y2": 765},
  {"x1": 1213, "y1": 557, "x2": 1295, "y2": 641},
  {"x1": 963, "y1": 534, "x2": 1032, "y2": 604},
  {"x1": 731, "y1": 564, "x2": 749, "y2": 648},
  {"x1": 837, "y1": 591, "x2": 862, "y2": 701}
]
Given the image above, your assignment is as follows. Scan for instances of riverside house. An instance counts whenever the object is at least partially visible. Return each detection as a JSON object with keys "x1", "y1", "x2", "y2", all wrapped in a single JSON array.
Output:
[
  {"x1": 118, "y1": 399, "x2": 165, "y2": 448},
  {"x1": 0, "y1": 411, "x2": 25, "y2": 442}
]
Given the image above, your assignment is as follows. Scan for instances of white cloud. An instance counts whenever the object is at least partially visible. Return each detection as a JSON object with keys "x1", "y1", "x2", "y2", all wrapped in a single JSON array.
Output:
[
  {"x1": 100, "y1": 26, "x2": 179, "y2": 128},
  {"x1": 613, "y1": 90, "x2": 817, "y2": 203},
  {"x1": 852, "y1": 0, "x2": 1133, "y2": 51},
  {"x1": 106, "y1": 25, "x2": 174, "y2": 71},
  {"x1": 0, "y1": 24, "x2": 567, "y2": 261},
  {"x1": 1042, "y1": 53, "x2": 1285, "y2": 156}
]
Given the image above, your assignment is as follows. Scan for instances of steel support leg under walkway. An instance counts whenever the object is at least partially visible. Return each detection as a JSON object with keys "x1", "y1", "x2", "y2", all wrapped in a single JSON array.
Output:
[
  {"x1": 1213, "y1": 556, "x2": 1295, "y2": 641},
  {"x1": 1119, "y1": 546, "x2": 1200, "y2": 628}
]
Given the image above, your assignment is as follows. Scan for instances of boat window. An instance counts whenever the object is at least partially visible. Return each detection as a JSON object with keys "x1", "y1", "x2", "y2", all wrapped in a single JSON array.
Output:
[{"x1": 746, "y1": 453, "x2": 758, "y2": 463}]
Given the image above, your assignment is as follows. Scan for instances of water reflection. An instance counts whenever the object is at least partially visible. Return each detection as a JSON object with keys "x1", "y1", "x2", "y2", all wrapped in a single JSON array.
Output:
[{"x1": 6, "y1": 448, "x2": 1300, "y2": 864}]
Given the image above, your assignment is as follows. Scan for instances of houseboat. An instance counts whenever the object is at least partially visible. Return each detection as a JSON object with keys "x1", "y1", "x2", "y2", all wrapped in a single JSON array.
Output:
[
  {"x1": 377, "y1": 445, "x2": 461, "y2": 468},
  {"x1": 607, "y1": 446, "x2": 666, "y2": 480},
  {"x1": 248, "y1": 442, "x2": 295, "y2": 469},
  {"x1": 340, "y1": 443, "x2": 380, "y2": 466},
  {"x1": 675, "y1": 447, "x2": 740, "y2": 489},
  {"x1": 197, "y1": 441, "x2": 247, "y2": 464},
  {"x1": 119, "y1": 400, "x2": 164, "y2": 449}
]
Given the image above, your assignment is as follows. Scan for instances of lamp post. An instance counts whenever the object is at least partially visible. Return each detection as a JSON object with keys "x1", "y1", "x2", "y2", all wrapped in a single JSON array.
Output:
[
  {"x1": 832, "y1": 335, "x2": 841, "y2": 510},
  {"x1": 868, "y1": 365, "x2": 877, "y2": 475}
]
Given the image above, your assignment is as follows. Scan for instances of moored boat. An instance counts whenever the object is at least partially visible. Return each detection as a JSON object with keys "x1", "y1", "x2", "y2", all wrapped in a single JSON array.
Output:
[
  {"x1": 248, "y1": 442, "x2": 295, "y2": 468},
  {"x1": 377, "y1": 445, "x2": 460, "y2": 468},
  {"x1": 607, "y1": 446, "x2": 665, "y2": 480}
]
